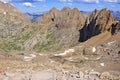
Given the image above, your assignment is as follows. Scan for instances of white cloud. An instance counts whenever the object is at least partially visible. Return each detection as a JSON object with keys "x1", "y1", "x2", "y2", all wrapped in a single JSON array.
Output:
[
  {"x1": 83, "y1": 0, "x2": 99, "y2": 3},
  {"x1": 103, "y1": 0, "x2": 118, "y2": 2},
  {"x1": 0, "y1": 0, "x2": 11, "y2": 3},
  {"x1": 59, "y1": 0, "x2": 73, "y2": 3},
  {"x1": 34, "y1": 0, "x2": 44, "y2": 1},
  {"x1": 0, "y1": 0, "x2": 45, "y2": 3},
  {"x1": 23, "y1": 2, "x2": 35, "y2": 7},
  {"x1": 58, "y1": 0, "x2": 120, "y2": 3},
  {"x1": 0, "y1": 0, "x2": 120, "y2": 4},
  {"x1": 58, "y1": 0, "x2": 99, "y2": 3}
]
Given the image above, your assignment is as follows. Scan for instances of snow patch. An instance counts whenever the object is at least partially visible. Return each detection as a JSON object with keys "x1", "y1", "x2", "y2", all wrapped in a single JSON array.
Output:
[
  {"x1": 92, "y1": 47, "x2": 96, "y2": 52},
  {"x1": 54, "y1": 49, "x2": 75, "y2": 56},
  {"x1": 96, "y1": 57, "x2": 101, "y2": 60},
  {"x1": 116, "y1": 21, "x2": 119, "y2": 23},
  {"x1": 65, "y1": 57, "x2": 73, "y2": 61},
  {"x1": 3, "y1": 12, "x2": 6, "y2": 15},
  {"x1": 64, "y1": 50, "x2": 70, "y2": 54},
  {"x1": 107, "y1": 41, "x2": 116, "y2": 45},
  {"x1": 68, "y1": 49, "x2": 75, "y2": 52},
  {"x1": 58, "y1": 52, "x2": 67, "y2": 56},
  {"x1": 50, "y1": 60, "x2": 55, "y2": 63},
  {"x1": 84, "y1": 57, "x2": 88, "y2": 60},
  {"x1": 39, "y1": 54, "x2": 47, "y2": 56},
  {"x1": 100, "y1": 63, "x2": 105, "y2": 66},
  {"x1": 24, "y1": 56, "x2": 33, "y2": 61},
  {"x1": 91, "y1": 69, "x2": 94, "y2": 71},
  {"x1": 30, "y1": 54, "x2": 36, "y2": 58}
]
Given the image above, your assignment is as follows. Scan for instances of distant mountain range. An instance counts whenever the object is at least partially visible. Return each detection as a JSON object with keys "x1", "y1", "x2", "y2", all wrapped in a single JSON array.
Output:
[
  {"x1": 25, "y1": 10, "x2": 120, "y2": 23},
  {"x1": 25, "y1": 12, "x2": 44, "y2": 22},
  {"x1": 110, "y1": 11, "x2": 120, "y2": 21}
]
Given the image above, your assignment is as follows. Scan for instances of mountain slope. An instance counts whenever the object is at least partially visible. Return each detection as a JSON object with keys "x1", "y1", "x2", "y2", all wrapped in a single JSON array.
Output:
[
  {"x1": 0, "y1": 1, "x2": 30, "y2": 41},
  {"x1": 0, "y1": 7, "x2": 88, "y2": 52},
  {"x1": 0, "y1": 3, "x2": 119, "y2": 52}
]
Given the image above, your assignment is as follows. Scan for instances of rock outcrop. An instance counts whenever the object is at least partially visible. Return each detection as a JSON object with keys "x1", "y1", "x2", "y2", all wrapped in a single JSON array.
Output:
[
  {"x1": 0, "y1": 1, "x2": 30, "y2": 40},
  {"x1": 111, "y1": 21, "x2": 120, "y2": 34},
  {"x1": 79, "y1": 8, "x2": 116, "y2": 42}
]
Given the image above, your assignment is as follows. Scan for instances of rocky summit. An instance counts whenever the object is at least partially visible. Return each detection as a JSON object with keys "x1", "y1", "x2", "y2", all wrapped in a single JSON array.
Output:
[
  {"x1": 0, "y1": 1, "x2": 120, "y2": 80},
  {"x1": 79, "y1": 8, "x2": 117, "y2": 42}
]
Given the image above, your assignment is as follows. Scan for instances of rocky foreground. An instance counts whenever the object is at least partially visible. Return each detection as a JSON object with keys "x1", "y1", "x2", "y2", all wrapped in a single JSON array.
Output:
[
  {"x1": 0, "y1": 38, "x2": 120, "y2": 80},
  {"x1": 0, "y1": 55, "x2": 120, "y2": 80},
  {"x1": 0, "y1": 69, "x2": 120, "y2": 80},
  {"x1": 1, "y1": 36, "x2": 120, "y2": 80}
]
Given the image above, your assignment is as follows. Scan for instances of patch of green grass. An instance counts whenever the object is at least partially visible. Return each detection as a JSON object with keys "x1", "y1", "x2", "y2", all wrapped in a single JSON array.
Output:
[
  {"x1": 33, "y1": 43, "x2": 49, "y2": 52},
  {"x1": 33, "y1": 29, "x2": 58, "y2": 52},
  {"x1": 13, "y1": 31, "x2": 32, "y2": 43},
  {"x1": 73, "y1": 59, "x2": 86, "y2": 64},
  {"x1": 20, "y1": 33, "x2": 31, "y2": 42},
  {"x1": 0, "y1": 42, "x2": 21, "y2": 51},
  {"x1": 0, "y1": 31, "x2": 32, "y2": 51}
]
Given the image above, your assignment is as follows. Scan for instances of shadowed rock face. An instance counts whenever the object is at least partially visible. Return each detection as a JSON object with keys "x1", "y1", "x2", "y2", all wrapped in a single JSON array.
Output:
[
  {"x1": 0, "y1": 1, "x2": 30, "y2": 40},
  {"x1": 79, "y1": 9, "x2": 116, "y2": 42},
  {"x1": 111, "y1": 21, "x2": 120, "y2": 34}
]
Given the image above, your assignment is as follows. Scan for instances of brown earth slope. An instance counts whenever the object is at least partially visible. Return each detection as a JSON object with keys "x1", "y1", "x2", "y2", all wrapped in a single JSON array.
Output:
[{"x1": 0, "y1": 1, "x2": 30, "y2": 41}]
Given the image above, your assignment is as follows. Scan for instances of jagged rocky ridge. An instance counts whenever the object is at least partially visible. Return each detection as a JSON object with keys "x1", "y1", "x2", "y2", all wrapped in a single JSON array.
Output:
[
  {"x1": 79, "y1": 9, "x2": 117, "y2": 42},
  {"x1": 0, "y1": 1, "x2": 120, "y2": 52}
]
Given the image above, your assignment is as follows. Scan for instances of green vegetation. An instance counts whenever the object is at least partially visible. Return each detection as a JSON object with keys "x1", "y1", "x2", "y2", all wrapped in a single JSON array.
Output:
[
  {"x1": 0, "y1": 42, "x2": 21, "y2": 51},
  {"x1": 33, "y1": 32, "x2": 56, "y2": 52},
  {"x1": 33, "y1": 26, "x2": 60, "y2": 52},
  {"x1": 33, "y1": 43, "x2": 49, "y2": 52},
  {"x1": 0, "y1": 31, "x2": 32, "y2": 51}
]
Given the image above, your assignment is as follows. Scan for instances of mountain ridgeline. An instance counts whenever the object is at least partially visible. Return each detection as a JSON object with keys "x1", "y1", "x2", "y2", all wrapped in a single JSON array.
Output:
[{"x1": 0, "y1": 1, "x2": 120, "y2": 52}]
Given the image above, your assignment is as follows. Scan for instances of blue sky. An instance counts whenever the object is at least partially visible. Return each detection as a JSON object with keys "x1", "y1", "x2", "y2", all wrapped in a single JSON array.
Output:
[{"x1": 0, "y1": 0, "x2": 120, "y2": 13}]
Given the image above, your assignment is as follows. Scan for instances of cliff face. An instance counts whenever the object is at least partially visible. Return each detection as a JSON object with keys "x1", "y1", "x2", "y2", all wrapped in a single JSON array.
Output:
[
  {"x1": 79, "y1": 9, "x2": 116, "y2": 42},
  {"x1": 0, "y1": 1, "x2": 30, "y2": 40}
]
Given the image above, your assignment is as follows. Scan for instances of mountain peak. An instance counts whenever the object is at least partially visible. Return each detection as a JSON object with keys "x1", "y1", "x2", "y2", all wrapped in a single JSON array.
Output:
[
  {"x1": 72, "y1": 8, "x2": 79, "y2": 11},
  {"x1": 49, "y1": 7, "x2": 59, "y2": 13},
  {"x1": 61, "y1": 7, "x2": 71, "y2": 12}
]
